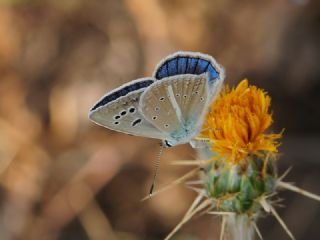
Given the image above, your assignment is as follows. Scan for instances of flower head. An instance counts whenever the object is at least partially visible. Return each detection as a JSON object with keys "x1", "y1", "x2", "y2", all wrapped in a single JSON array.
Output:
[{"x1": 201, "y1": 79, "x2": 281, "y2": 164}]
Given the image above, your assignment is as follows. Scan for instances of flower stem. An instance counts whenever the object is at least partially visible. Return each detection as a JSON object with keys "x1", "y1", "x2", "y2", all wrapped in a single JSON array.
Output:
[{"x1": 225, "y1": 214, "x2": 255, "y2": 240}]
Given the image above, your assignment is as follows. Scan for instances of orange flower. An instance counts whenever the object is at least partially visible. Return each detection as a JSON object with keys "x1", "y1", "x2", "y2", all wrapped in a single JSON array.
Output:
[{"x1": 200, "y1": 79, "x2": 281, "y2": 164}]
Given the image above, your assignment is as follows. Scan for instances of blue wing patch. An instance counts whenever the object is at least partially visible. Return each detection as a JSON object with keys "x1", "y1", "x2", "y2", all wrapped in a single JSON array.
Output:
[
  {"x1": 154, "y1": 52, "x2": 222, "y2": 84},
  {"x1": 91, "y1": 79, "x2": 154, "y2": 111}
]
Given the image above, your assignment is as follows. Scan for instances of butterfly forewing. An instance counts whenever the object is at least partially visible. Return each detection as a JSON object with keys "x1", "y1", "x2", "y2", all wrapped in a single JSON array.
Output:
[
  {"x1": 139, "y1": 74, "x2": 209, "y2": 135},
  {"x1": 89, "y1": 78, "x2": 165, "y2": 139}
]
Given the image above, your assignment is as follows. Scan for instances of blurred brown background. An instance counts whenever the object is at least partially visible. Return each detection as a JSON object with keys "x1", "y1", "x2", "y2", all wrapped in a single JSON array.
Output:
[{"x1": 0, "y1": 0, "x2": 319, "y2": 239}]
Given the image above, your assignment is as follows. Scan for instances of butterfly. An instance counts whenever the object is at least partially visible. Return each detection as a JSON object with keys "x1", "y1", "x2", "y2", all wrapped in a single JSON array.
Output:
[{"x1": 89, "y1": 51, "x2": 225, "y2": 148}]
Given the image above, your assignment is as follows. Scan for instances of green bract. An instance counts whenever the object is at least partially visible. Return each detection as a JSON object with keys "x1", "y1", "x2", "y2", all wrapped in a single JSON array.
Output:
[{"x1": 203, "y1": 153, "x2": 276, "y2": 213}]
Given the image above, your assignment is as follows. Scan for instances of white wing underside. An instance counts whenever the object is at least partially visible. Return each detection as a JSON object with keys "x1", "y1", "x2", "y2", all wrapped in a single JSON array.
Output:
[
  {"x1": 90, "y1": 74, "x2": 211, "y2": 145},
  {"x1": 139, "y1": 74, "x2": 209, "y2": 138},
  {"x1": 89, "y1": 88, "x2": 166, "y2": 140}
]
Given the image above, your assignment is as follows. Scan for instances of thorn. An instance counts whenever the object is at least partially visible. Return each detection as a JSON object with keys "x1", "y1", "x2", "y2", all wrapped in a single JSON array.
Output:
[
  {"x1": 208, "y1": 211, "x2": 235, "y2": 216},
  {"x1": 273, "y1": 203, "x2": 286, "y2": 208},
  {"x1": 198, "y1": 204, "x2": 215, "y2": 217},
  {"x1": 264, "y1": 191, "x2": 278, "y2": 199},
  {"x1": 164, "y1": 198, "x2": 212, "y2": 240},
  {"x1": 269, "y1": 204, "x2": 295, "y2": 240},
  {"x1": 220, "y1": 216, "x2": 226, "y2": 240},
  {"x1": 185, "y1": 179, "x2": 204, "y2": 185},
  {"x1": 252, "y1": 221, "x2": 263, "y2": 240},
  {"x1": 278, "y1": 166, "x2": 293, "y2": 182},
  {"x1": 269, "y1": 198, "x2": 285, "y2": 208},
  {"x1": 277, "y1": 181, "x2": 320, "y2": 202},
  {"x1": 259, "y1": 196, "x2": 271, "y2": 213},
  {"x1": 185, "y1": 192, "x2": 206, "y2": 218},
  {"x1": 185, "y1": 185, "x2": 204, "y2": 194},
  {"x1": 141, "y1": 168, "x2": 199, "y2": 201}
]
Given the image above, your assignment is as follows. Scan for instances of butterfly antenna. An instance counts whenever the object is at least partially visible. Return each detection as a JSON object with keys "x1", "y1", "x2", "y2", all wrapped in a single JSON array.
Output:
[{"x1": 149, "y1": 143, "x2": 164, "y2": 197}]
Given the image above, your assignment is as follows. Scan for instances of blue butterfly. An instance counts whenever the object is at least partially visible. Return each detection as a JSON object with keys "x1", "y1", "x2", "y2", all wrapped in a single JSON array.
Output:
[{"x1": 89, "y1": 51, "x2": 225, "y2": 148}]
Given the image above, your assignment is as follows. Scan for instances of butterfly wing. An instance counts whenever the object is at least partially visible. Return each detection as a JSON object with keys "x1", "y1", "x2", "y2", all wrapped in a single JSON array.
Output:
[
  {"x1": 153, "y1": 51, "x2": 225, "y2": 94},
  {"x1": 139, "y1": 74, "x2": 209, "y2": 139},
  {"x1": 89, "y1": 78, "x2": 166, "y2": 139}
]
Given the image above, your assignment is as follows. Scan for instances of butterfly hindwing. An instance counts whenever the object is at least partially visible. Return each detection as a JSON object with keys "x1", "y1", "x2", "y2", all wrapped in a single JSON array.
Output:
[
  {"x1": 139, "y1": 74, "x2": 209, "y2": 137},
  {"x1": 138, "y1": 77, "x2": 181, "y2": 133},
  {"x1": 89, "y1": 78, "x2": 166, "y2": 139},
  {"x1": 173, "y1": 73, "x2": 209, "y2": 126},
  {"x1": 153, "y1": 51, "x2": 225, "y2": 87}
]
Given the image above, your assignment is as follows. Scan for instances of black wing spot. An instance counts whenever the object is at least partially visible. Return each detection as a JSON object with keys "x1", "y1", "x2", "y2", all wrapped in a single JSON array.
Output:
[
  {"x1": 164, "y1": 124, "x2": 169, "y2": 128},
  {"x1": 183, "y1": 95, "x2": 187, "y2": 98},
  {"x1": 200, "y1": 97, "x2": 204, "y2": 101},
  {"x1": 176, "y1": 94, "x2": 180, "y2": 97},
  {"x1": 132, "y1": 119, "x2": 142, "y2": 126},
  {"x1": 159, "y1": 97, "x2": 165, "y2": 101},
  {"x1": 155, "y1": 107, "x2": 160, "y2": 111},
  {"x1": 114, "y1": 121, "x2": 120, "y2": 125},
  {"x1": 129, "y1": 107, "x2": 135, "y2": 113},
  {"x1": 114, "y1": 115, "x2": 120, "y2": 120},
  {"x1": 152, "y1": 116, "x2": 157, "y2": 120},
  {"x1": 120, "y1": 110, "x2": 127, "y2": 116}
]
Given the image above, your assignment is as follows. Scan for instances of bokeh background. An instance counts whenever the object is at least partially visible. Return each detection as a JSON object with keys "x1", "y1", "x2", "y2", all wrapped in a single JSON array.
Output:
[{"x1": 0, "y1": 0, "x2": 319, "y2": 239}]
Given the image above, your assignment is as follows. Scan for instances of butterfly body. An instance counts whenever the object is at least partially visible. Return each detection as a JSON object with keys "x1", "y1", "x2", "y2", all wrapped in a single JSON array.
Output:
[{"x1": 89, "y1": 51, "x2": 224, "y2": 148}]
